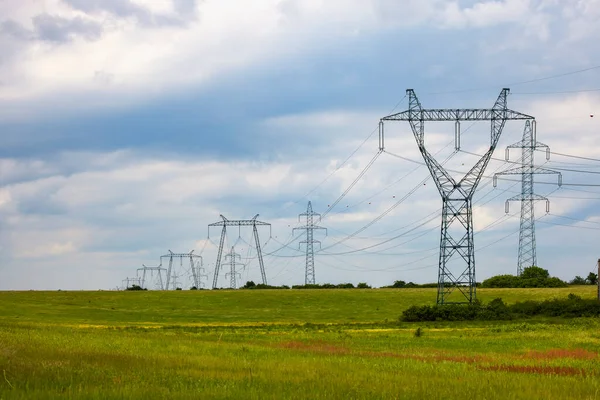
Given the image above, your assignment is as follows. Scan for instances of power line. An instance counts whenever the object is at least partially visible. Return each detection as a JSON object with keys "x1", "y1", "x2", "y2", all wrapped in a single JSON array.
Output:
[
  {"x1": 507, "y1": 65, "x2": 600, "y2": 87},
  {"x1": 537, "y1": 219, "x2": 600, "y2": 231},
  {"x1": 276, "y1": 95, "x2": 409, "y2": 215},
  {"x1": 512, "y1": 88, "x2": 600, "y2": 95},
  {"x1": 539, "y1": 150, "x2": 600, "y2": 163},
  {"x1": 424, "y1": 64, "x2": 600, "y2": 95},
  {"x1": 548, "y1": 214, "x2": 600, "y2": 226},
  {"x1": 321, "y1": 150, "x2": 382, "y2": 218}
]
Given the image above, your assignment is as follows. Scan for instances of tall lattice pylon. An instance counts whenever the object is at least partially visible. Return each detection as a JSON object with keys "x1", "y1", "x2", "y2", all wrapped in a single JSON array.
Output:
[
  {"x1": 223, "y1": 247, "x2": 243, "y2": 289},
  {"x1": 137, "y1": 264, "x2": 167, "y2": 290},
  {"x1": 209, "y1": 215, "x2": 271, "y2": 289},
  {"x1": 494, "y1": 120, "x2": 561, "y2": 275},
  {"x1": 381, "y1": 88, "x2": 534, "y2": 304},
  {"x1": 293, "y1": 202, "x2": 327, "y2": 285},
  {"x1": 160, "y1": 250, "x2": 203, "y2": 290}
]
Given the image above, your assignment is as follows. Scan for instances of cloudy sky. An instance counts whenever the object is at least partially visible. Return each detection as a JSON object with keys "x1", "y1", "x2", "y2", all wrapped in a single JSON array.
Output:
[{"x1": 1, "y1": 0, "x2": 599, "y2": 291}]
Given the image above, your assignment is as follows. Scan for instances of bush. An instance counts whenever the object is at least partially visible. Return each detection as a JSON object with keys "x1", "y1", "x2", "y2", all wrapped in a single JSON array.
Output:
[
  {"x1": 586, "y1": 272, "x2": 598, "y2": 285},
  {"x1": 383, "y1": 281, "x2": 438, "y2": 289},
  {"x1": 570, "y1": 276, "x2": 587, "y2": 285},
  {"x1": 241, "y1": 281, "x2": 290, "y2": 290},
  {"x1": 291, "y1": 283, "x2": 360, "y2": 289},
  {"x1": 357, "y1": 282, "x2": 371, "y2": 289},
  {"x1": 520, "y1": 266, "x2": 549, "y2": 280},
  {"x1": 482, "y1": 275, "x2": 518, "y2": 288},
  {"x1": 400, "y1": 295, "x2": 600, "y2": 322},
  {"x1": 126, "y1": 285, "x2": 147, "y2": 291},
  {"x1": 482, "y1": 267, "x2": 567, "y2": 288}
]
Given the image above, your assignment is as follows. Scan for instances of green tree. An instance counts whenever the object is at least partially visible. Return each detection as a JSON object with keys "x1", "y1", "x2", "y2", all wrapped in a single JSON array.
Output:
[
  {"x1": 482, "y1": 275, "x2": 518, "y2": 288},
  {"x1": 357, "y1": 282, "x2": 371, "y2": 289},
  {"x1": 126, "y1": 285, "x2": 146, "y2": 291},
  {"x1": 570, "y1": 276, "x2": 587, "y2": 285},
  {"x1": 242, "y1": 281, "x2": 256, "y2": 289},
  {"x1": 520, "y1": 266, "x2": 549, "y2": 280},
  {"x1": 587, "y1": 272, "x2": 598, "y2": 285}
]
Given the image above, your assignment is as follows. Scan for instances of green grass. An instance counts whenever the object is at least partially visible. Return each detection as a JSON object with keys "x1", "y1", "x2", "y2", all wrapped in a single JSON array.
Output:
[{"x1": 0, "y1": 287, "x2": 599, "y2": 399}]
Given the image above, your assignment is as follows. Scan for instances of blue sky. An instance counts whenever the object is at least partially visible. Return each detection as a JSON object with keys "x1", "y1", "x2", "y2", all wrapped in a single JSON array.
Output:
[{"x1": 1, "y1": 0, "x2": 599, "y2": 290}]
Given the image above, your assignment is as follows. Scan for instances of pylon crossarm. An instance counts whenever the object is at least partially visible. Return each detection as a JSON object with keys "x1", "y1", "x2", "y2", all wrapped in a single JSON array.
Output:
[
  {"x1": 507, "y1": 140, "x2": 549, "y2": 149},
  {"x1": 294, "y1": 225, "x2": 327, "y2": 231},
  {"x1": 383, "y1": 108, "x2": 532, "y2": 122},
  {"x1": 496, "y1": 166, "x2": 560, "y2": 175},
  {"x1": 507, "y1": 193, "x2": 548, "y2": 202},
  {"x1": 209, "y1": 220, "x2": 271, "y2": 227}
]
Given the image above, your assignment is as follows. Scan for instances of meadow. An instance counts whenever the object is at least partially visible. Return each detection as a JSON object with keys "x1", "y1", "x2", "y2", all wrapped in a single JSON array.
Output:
[{"x1": 0, "y1": 287, "x2": 599, "y2": 399}]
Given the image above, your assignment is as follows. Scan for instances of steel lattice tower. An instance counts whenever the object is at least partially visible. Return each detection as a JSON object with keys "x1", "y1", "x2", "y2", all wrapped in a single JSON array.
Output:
[
  {"x1": 494, "y1": 120, "x2": 561, "y2": 275},
  {"x1": 293, "y1": 202, "x2": 327, "y2": 285},
  {"x1": 224, "y1": 247, "x2": 243, "y2": 289},
  {"x1": 209, "y1": 215, "x2": 271, "y2": 289},
  {"x1": 160, "y1": 250, "x2": 203, "y2": 290},
  {"x1": 381, "y1": 88, "x2": 534, "y2": 304},
  {"x1": 137, "y1": 264, "x2": 167, "y2": 290}
]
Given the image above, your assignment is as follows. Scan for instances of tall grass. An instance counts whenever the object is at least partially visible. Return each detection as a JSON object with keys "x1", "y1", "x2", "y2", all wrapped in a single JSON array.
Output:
[{"x1": 0, "y1": 288, "x2": 598, "y2": 399}]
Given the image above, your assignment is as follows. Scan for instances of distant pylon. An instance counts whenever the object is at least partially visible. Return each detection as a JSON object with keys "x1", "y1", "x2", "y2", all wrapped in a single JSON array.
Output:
[
  {"x1": 294, "y1": 202, "x2": 327, "y2": 285},
  {"x1": 209, "y1": 215, "x2": 271, "y2": 289},
  {"x1": 137, "y1": 264, "x2": 167, "y2": 290},
  {"x1": 224, "y1": 247, "x2": 243, "y2": 289},
  {"x1": 494, "y1": 120, "x2": 561, "y2": 275}
]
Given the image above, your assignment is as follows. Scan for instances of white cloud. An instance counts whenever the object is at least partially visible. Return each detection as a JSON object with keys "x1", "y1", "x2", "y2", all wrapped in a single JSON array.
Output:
[{"x1": 1, "y1": 0, "x2": 594, "y2": 116}]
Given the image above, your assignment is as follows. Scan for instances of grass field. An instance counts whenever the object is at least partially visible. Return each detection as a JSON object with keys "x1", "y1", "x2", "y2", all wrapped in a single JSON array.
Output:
[{"x1": 0, "y1": 287, "x2": 599, "y2": 399}]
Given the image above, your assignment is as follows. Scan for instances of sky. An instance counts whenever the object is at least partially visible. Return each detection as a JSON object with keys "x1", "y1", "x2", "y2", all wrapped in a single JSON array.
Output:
[{"x1": 1, "y1": 0, "x2": 599, "y2": 291}]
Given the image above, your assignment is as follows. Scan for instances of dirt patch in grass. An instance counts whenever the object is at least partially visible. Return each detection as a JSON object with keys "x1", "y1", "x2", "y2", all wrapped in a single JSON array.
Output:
[
  {"x1": 370, "y1": 351, "x2": 489, "y2": 364},
  {"x1": 277, "y1": 342, "x2": 488, "y2": 364},
  {"x1": 522, "y1": 348, "x2": 598, "y2": 360},
  {"x1": 480, "y1": 365, "x2": 586, "y2": 376},
  {"x1": 278, "y1": 341, "x2": 351, "y2": 355}
]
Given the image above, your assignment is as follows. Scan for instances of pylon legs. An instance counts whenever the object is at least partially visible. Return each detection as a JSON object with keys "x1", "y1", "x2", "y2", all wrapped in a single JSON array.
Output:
[{"x1": 437, "y1": 198, "x2": 476, "y2": 304}]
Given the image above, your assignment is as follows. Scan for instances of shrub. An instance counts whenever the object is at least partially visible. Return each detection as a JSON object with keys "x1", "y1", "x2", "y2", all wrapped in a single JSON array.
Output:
[
  {"x1": 520, "y1": 266, "x2": 549, "y2": 280},
  {"x1": 482, "y1": 266, "x2": 567, "y2": 288},
  {"x1": 570, "y1": 276, "x2": 587, "y2": 285},
  {"x1": 242, "y1": 281, "x2": 256, "y2": 289},
  {"x1": 482, "y1": 275, "x2": 518, "y2": 288},
  {"x1": 357, "y1": 282, "x2": 371, "y2": 289},
  {"x1": 126, "y1": 285, "x2": 147, "y2": 291},
  {"x1": 586, "y1": 272, "x2": 598, "y2": 285},
  {"x1": 291, "y1": 283, "x2": 359, "y2": 289},
  {"x1": 400, "y1": 295, "x2": 600, "y2": 322},
  {"x1": 383, "y1": 281, "x2": 438, "y2": 289}
]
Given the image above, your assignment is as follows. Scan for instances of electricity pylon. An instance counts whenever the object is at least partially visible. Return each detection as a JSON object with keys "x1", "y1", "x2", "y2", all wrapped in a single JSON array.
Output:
[
  {"x1": 122, "y1": 277, "x2": 142, "y2": 289},
  {"x1": 293, "y1": 202, "x2": 327, "y2": 285},
  {"x1": 493, "y1": 120, "x2": 561, "y2": 275},
  {"x1": 209, "y1": 215, "x2": 271, "y2": 289},
  {"x1": 381, "y1": 88, "x2": 534, "y2": 304},
  {"x1": 224, "y1": 247, "x2": 243, "y2": 289},
  {"x1": 160, "y1": 250, "x2": 203, "y2": 290},
  {"x1": 195, "y1": 261, "x2": 209, "y2": 288},
  {"x1": 137, "y1": 264, "x2": 167, "y2": 290}
]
